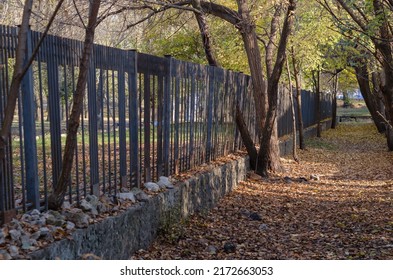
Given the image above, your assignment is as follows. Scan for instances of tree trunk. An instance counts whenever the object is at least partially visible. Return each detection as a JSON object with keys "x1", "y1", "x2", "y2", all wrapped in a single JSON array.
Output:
[
  {"x1": 291, "y1": 47, "x2": 305, "y2": 149},
  {"x1": 285, "y1": 56, "x2": 298, "y2": 162},
  {"x1": 371, "y1": 72, "x2": 385, "y2": 118},
  {"x1": 236, "y1": 0, "x2": 267, "y2": 136},
  {"x1": 255, "y1": 0, "x2": 296, "y2": 175},
  {"x1": 0, "y1": 1, "x2": 34, "y2": 217},
  {"x1": 354, "y1": 63, "x2": 386, "y2": 133},
  {"x1": 333, "y1": 0, "x2": 393, "y2": 150},
  {"x1": 373, "y1": 0, "x2": 393, "y2": 149},
  {"x1": 235, "y1": 103, "x2": 257, "y2": 169},
  {"x1": 237, "y1": 0, "x2": 297, "y2": 176},
  {"x1": 192, "y1": 0, "x2": 220, "y2": 67},
  {"x1": 48, "y1": 0, "x2": 101, "y2": 210},
  {"x1": 199, "y1": 0, "x2": 295, "y2": 175},
  {"x1": 313, "y1": 70, "x2": 321, "y2": 137},
  {"x1": 0, "y1": 0, "x2": 33, "y2": 156},
  {"x1": 331, "y1": 71, "x2": 338, "y2": 129}
]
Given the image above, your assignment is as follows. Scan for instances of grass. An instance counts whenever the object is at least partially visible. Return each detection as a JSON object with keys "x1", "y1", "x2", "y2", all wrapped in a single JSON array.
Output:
[
  {"x1": 337, "y1": 100, "x2": 371, "y2": 117},
  {"x1": 305, "y1": 137, "x2": 338, "y2": 151}
]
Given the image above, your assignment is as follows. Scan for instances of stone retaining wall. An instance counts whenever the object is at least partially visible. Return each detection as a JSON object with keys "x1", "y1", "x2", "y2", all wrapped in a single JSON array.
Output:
[{"x1": 30, "y1": 157, "x2": 249, "y2": 259}]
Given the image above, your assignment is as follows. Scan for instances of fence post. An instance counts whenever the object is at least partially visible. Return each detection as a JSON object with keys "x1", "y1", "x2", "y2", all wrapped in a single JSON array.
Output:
[
  {"x1": 163, "y1": 55, "x2": 172, "y2": 176},
  {"x1": 173, "y1": 60, "x2": 180, "y2": 174},
  {"x1": 206, "y1": 66, "x2": 214, "y2": 162},
  {"x1": 21, "y1": 27, "x2": 39, "y2": 209},
  {"x1": 157, "y1": 73, "x2": 164, "y2": 177},
  {"x1": 189, "y1": 64, "x2": 196, "y2": 168},
  {"x1": 143, "y1": 59, "x2": 152, "y2": 182},
  {"x1": 234, "y1": 73, "x2": 242, "y2": 150},
  {"x1": 87, "y1": 51, "x2": 99, "y2": 196},
  {"x1": 128, "y1": 50, "x2": 139, "y2": 188},
  {"x1": 47, "y1": 36, "x2": 63, "y2": 189},
  {"x1": 118, "y1": 49, "x2": 127, "y2": 189}
]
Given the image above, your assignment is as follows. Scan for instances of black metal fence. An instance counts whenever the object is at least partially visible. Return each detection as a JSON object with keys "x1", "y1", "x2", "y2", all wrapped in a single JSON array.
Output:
[{"x1": 0, "y1": 25, "x2": 332, "y2": 223}]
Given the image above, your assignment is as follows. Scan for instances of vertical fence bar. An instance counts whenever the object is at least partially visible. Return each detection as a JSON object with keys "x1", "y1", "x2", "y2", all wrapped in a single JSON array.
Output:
[
  {"x1": 128, "y1": 50, "x2": 139, "y2": 188},
  {"x1": 156, "y1": 73, "x2": 164, "y2": 177},
  {"x1": 206, "y1": 66, "x2": 214, "y2": 162},
  {"x1": 118, "y1": 51, "x2": 127, "y2": 189},
  {"x1": 173, "y1": 60, "x2": 180, "y2": 174},
  {"x1": 143, "y1": 63, "x2": 152, "y2": 182},
  {"x1": 47, "y1": 37, "x2": 62, "y2": 188},
  {"x1": 189, "y1": 64, "x2": 196, "y2": 168},
  {"x1": 163, "y1": 55, "x2": 172, "y2": 176},
  {"x1": 87, "y1": 55, "x2": 99, "y2": 196},
  {"x1": 179, "y1": 64, "x2": 185, "y2": 171},
  {"x1": 21, "y1": 28, "x2": 39, "y2": 209}
]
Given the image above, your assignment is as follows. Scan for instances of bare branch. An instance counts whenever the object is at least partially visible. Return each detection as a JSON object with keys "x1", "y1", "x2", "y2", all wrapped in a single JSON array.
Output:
[
  {"x1": 353, "y1": 3, "x2": 369, "y2": 24},
  {"x1": 256, "y1": 34, "x2": 267, "y2": 47},
  {"x1": 378, "y1": 111, "x2": 392, "y2": 128},
  {"x1": 73, "y1": 0, "x2": 87, "y2": 29}
]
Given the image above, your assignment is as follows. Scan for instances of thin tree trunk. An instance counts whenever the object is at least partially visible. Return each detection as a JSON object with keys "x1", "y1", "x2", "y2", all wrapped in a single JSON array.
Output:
[
  {"x1": 0, "y1": 0, "x2": 33, "y2": 160},
  {"x1": 313, "y1": 70, "x2": 321, "y2": 137},
  {"x1": 291, "y1": 47, "x2": 305, "y2": 149},
  {"x1": 285, "y1": 56, "x2": 298, "y2": 162},
  {"x1": 48, "y1": 0, "x2": 101, "y2": 210},
  {"x1": 331, "y1": 71, "x2": 339, "y2": 129}
]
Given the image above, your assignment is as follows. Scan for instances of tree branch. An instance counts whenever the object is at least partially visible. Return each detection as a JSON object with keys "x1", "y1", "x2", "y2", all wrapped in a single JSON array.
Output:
[
  {"x1": 266, "y1": 4, "x2": 282, "y2": 81},
  {"x1": 271, "y1": 0, "x2": 296, "y2": 87},
  {"x1": 335, "y1": 0, "x2": 368, "y2": 32}
]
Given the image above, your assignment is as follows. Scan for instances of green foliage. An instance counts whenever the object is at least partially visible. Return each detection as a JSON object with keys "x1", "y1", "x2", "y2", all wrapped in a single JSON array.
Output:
[
  {"x1": 143, "y1": 27, "x2": 207, "y2": 64},
  {"x1": 210, "y1": 19, "x2": 248, "y2": 72}
]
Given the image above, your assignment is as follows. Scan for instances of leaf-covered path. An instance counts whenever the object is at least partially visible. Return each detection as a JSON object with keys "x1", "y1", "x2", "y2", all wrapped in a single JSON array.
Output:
[{"x1": 133, "y1": 123, "x2": 393, "y2": 260}]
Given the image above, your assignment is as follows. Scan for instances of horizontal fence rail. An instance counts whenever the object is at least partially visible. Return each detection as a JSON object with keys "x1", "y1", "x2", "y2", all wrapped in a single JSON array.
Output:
[{"x1": 0, "y1": 25, "x2": 332, "y2": 224}]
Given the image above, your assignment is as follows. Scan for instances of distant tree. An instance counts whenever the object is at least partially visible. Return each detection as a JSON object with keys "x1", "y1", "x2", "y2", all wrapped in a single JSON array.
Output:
[{"x1": 321, "y1": 0, "x2": 393, "y2": 149}]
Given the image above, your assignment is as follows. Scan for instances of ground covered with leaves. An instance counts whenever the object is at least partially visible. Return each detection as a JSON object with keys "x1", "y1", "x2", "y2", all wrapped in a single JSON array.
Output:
[{"x1": 133, "y1": 123, "x2": 393, "y2": 260}]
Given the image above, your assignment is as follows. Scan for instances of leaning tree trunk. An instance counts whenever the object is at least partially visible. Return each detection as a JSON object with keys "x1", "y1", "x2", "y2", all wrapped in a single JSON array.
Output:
[
  {"x1": 373, "y1": 0, "x2": 393, "y2": 149},
  {"x1": 48, "y1": 0, "x2": 101, "y2": 210},
  {"x1": 235, "y1": 103, "x2": 258, "y2": 169},
  {"x1": 354, "y1": 63, "x2": 386, "y2": 133},
  {"x1": 192, "y1": 0, "x2": 220, "y2": 67}
]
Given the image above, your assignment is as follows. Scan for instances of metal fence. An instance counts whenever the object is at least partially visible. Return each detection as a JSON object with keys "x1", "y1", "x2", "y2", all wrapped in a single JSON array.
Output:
[{"x1": 0, "y1": 25, "x2": 332, "y2": 224}]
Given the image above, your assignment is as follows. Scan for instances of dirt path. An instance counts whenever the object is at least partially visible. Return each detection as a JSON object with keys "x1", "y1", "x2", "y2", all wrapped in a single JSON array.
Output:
[{"x1": 133, "y1": 123, "x2": 393, "y2": 260}]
